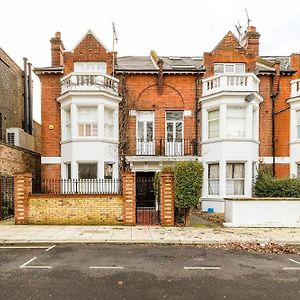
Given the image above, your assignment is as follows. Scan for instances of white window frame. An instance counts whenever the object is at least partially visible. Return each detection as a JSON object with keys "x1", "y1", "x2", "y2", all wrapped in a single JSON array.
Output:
[
  {"x1": 226, "y1": 107, "x2": 246, "y2": 138},
  {"x1": 104, "y1": 108, "x2": 115, "y2": 139},
  {"x1": 214, "y1": 63, "x2": 245, "y2": 74},
  {"x1": 74, "y1": 62, "x2": 107, "y2": 74},
  {"x1": 208, "y1": 163, "x2": 219, "y2": 195},
  {"x1": 65, "y1": 109, "x2": 71, "y2": 139},
  {"x1": 226, "y1": 162, "x2": 245, "y2": 196},
  {"x1": 208, "y1": 109, "x2": 220, "y2": 139},
  {"x1": 296, "y1": 111, "x2": 300, "y2": 139},
  {"x1": 78, "y1": 107, "x2": 98, "y2": 137}
]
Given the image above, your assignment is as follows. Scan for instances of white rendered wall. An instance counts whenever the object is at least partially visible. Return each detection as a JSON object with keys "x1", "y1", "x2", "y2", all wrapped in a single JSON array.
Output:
[{"x1": 224, "y1": 199, "x2": 300, "y2": 227}]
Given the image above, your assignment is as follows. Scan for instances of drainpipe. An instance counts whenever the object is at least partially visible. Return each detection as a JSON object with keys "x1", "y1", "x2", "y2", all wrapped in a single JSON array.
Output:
[
  {"x1": 271, "y1": 63, "x2": 280, "y2": 176},
  {"x1": 195, "y1": 72, "x2": 201, "y2": 155},
  {"x1": 23, "y1": 57, "x2": 29, "y2": 133},
  {"x1": 28, "y1": 62, "x2": 33, "y2": 135}
]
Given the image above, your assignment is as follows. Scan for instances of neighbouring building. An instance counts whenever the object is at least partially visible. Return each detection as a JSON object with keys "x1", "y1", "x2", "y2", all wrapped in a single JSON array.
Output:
[
  {"x1": 0, "y1": 48, "x2": 41, "y2": 177},
  {"x1": 36, "y1": 25, "x2": 300, "y2": 215}
]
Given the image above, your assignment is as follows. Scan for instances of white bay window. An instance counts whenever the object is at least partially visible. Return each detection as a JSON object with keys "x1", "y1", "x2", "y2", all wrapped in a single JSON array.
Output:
[
  {"x1": 208, "y1": 109, "x2": 219, "y2": 139},
  {"x1": 78, "y1": 107, "x2": 98, "y2": 137},
  {"x1": 74, "y1": 62, "x2": 107, "y2": 74},
  {"x1": 208, "y1": 163, "x2": 219, "y2": 195},
  {"x1": 226, "y1": 107, "x2": 245, "y2": 138},
  {"x1": 226, "y1": 163, "x2": 245, "y2": 195},
  {"x1": 214, "y1": 63, "x2": 245, "y2": 74}
]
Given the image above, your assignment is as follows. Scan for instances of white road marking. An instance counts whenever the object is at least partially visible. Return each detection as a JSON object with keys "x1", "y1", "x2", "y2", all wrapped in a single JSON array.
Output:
[
  {"x1": 20, "y1": 257, "x2": 37, "y2": 268},
  {"x1": 0, "y1": 246, "x2": 49, "y2": 249},
  {"x1": 45, "y1": 245, "x2": 56, "y2": 252},
  {"x1": 19, "y1": 256, "x2": 52, "y2": 269},
  {"x1": 283, "y1": 267, "x2": 300, "y2": 270},
  {"x1": 89, "y1": 266, "x2": 124, "y2": 269},
  {"x1": 184, "y1": 266, "x2": 220, "y2": 270},
  {"x1": 288, "y1": 258, "x2": 300, "y2": 265}
]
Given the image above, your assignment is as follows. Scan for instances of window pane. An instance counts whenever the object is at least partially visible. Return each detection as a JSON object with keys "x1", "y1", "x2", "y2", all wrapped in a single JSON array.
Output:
[
  {"x1": 227, "y1": 107, "x2": 245, "y2": 138},
  {"x1": 225, "y1": 64, "x2": 234, "y2": 73},
  {"x1": 214, "y1": 64, "x2": 224, "y2": 74},
  {"x1": 78, "y1": 124, "x2": 84, "y2": 136},
  {"x1": 78, "y1": 163, "x2": 97, "y2": 179},
  {"x1": 104, "y1": 108, "x2": 114, "y2": 138},
  {"x1": 85, "y1": 124, "x2": 92, "y2": 136},
  {"x1": 226, "y1": 163, "x2": 245, "y2": 195},
  {"x1": 167, "y1": 122, "x2": 173, "y2": 141},
  {"x1": 138, "y1": 121, "x2": 144, "y2": 139},
  {"x1": 78, "y1": 107, "x2": 97, "y2": 122},
  {"x1": 208, "y1": 164, "x2": 219, "y2": 195},
  {"x1": 166, "y1": 111, "x2": 183, "y2": 121},
  {"x1": 146, "y1": 122, "x2": 153, "y2": 140},
  {"x1": 297, "y1": 111, "x2": 300, "y2": 123},
  {"x1": 235, "y1": 63, "x2": 245, "y2": 73},
  {"x1": 104, "y1": 163, "x2": 113, "y2": 179},
  {"x1": 208, "y1": 110, "x2": 219, "y2": 139},
  {"x1": 66, "y1": 163, "x2": 71, "y2": 180}
]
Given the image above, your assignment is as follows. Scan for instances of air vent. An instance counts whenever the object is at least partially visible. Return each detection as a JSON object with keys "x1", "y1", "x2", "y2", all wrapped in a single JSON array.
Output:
[{"x1": 7, "y1": 132, "x2": 15, "y2": 145}]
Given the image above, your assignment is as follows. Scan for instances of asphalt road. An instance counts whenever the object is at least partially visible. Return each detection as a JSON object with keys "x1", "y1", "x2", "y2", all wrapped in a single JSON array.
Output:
[{"x1": 0, "y1": 244, "x2": 299, "y2": 300}]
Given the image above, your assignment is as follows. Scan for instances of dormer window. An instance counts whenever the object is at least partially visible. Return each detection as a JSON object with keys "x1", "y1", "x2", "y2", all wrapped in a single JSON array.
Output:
[
  {"x1": 214, "y1": 63, "x2": 245, "y2": 74},
  {"x1": 74, "y1": 62, "x2": 107, "y2": 74}
]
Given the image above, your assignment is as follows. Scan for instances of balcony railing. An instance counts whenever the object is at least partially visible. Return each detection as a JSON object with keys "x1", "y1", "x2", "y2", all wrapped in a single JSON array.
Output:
[
  {"x1": 291, "y1": 79, "x2": 300, "y2": 98},
  {"x1": 202, "y1": 73, "x2": 260, "y2": 97},
  {"x1": 61, "y1": 72, "x2": 119, "y2": 96},
  {"x1": 126, "y1": 138, "x2": 197, "y2": 156},
  {"x1": 32, "y1": 178, "x2": 121, "y2": 194}
]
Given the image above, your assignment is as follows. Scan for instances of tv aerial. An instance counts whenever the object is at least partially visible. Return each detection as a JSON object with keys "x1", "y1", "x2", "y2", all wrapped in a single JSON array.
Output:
[
  {"x1": 235, "y1": 20, "x2": 243, "y2": 41},
  {"x1": 245, "y1": 9, "x2": 251, "y2": 27}
]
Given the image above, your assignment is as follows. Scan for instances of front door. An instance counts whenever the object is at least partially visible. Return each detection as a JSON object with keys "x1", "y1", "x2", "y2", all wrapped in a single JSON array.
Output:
[
  {"x1": 136, "y1": 172, "x2": 159, "y2": 224},
  {"x1": 165, "y1": 111, "x2": 184, "y2": 156}
]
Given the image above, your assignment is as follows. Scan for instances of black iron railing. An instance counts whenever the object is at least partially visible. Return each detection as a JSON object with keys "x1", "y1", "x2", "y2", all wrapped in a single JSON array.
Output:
[
  {"x1": 32, "y1": 178, "x2": 121, "y2": 195},
  {"x1": 127, "y1": 138, "x2": 197, "y2": 156},
  {"x1": 0, "y1": 176, "x2": 14, "y2": 221}
]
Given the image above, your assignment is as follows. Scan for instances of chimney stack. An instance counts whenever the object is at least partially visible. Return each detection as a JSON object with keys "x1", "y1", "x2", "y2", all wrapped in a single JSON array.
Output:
[
  {"x1": 50, "y1": 31, "x2": 64, "y2": 66},
  {"x1": 243, "y1": 26, "x2": 260, "y2": 56}
]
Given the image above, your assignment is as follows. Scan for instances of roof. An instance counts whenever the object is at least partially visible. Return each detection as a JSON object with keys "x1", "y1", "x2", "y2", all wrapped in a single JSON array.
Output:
[
  {"x1": 117, "y1": 55, "x2": 204, "y2": 73},
  {"x1": 33, "y1": 66, "x2": 64, "y2": 75},
  {"x1": 257, "y1": 56, "x2": 294, "y2": 73}
]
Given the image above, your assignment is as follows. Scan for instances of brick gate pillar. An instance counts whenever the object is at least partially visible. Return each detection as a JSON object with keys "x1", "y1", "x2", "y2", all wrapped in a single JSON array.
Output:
[
  {"x1": 122, "y1": 172, "x2": 136, "y2": 225},
  {"x1": 14, "y1": 173, "x2": 32, "y2": 225},
  {"x1": 160, "y1": 172, "x2": 175, "y2": 226}
]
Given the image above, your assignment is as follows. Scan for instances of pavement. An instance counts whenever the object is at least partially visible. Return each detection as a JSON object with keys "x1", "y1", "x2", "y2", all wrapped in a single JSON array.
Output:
[{"x1": 0, "y1": 224, "x2": 300, "y2": 244}]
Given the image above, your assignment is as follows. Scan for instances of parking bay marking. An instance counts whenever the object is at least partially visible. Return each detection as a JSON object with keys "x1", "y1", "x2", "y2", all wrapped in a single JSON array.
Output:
[
  {"x1": 89, "y1": 266, "x2": 124, "y2": 270},
  {"x1": 20, "y1": 257, "x2": 52, "y2": 269},
  {"x1": 283, "y1": 258, "x2": 300, "y2": 270},
  {"x1": 184, "y1": 266, "x2": 220, "y2": 270}
]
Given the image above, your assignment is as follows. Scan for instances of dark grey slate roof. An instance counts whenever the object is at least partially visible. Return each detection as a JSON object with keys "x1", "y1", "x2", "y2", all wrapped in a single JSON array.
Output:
[
  {"x1": 117, "y1": 56, "x2": 204, "y2": 72},
  {"x1": 117, "y1": 56, "x2": 157, "y2": 71},
  {"x1": 259, "y1": 56, "x2": 294, "y2": 72}
]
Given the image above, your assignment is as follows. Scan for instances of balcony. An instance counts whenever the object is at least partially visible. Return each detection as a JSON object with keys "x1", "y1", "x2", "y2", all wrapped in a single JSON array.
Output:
[
  {"x1": 202, "y1": 73, "x2": 260, "y2": 97},
  {"x1": 290, "y1": 79, "x2": 300, "y2": 98},
  {"x1": 126, "y1": 138, "x2": 197, "y2": 156},
  {"x1": 60, "y1": 72, "x2": 119, "y2": 96}
]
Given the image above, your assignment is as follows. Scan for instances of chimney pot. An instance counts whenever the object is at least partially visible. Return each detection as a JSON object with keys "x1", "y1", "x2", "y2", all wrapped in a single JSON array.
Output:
[
  {"x1": 247, "y1": 26, "x2": 257, "y2": 33},
  {"x1": 55, "y1": 32, "x2": 61, "y2": 39}
]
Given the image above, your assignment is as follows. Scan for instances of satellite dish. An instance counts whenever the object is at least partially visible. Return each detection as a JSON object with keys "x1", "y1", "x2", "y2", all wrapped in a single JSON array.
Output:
[{"x1": 245, "y1": 93, "x2": 255, "y2": 102}]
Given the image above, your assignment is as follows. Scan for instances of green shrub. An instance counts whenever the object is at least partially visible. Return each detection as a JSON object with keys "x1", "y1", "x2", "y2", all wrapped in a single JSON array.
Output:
[
  {"x1": 254, "y1": 170, "x2": 300, "y2": 197},
  {"x1": 174, "y1": 161, "x2": 203, "y2": 209}
]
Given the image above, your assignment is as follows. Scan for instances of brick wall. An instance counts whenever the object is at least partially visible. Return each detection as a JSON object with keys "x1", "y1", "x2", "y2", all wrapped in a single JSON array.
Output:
[
  {"x1": 160, "y1": 172, "x2": 175, "y2": 226},
  {"x1": 28, "y1": 194, "x2": 123, "y2": 225},
  {"x1": 0, "y1": 142, "x2": 40, "y2": 177},
  {"x1": 0, "y1": 48, "x2": 24, "y2": 142}
]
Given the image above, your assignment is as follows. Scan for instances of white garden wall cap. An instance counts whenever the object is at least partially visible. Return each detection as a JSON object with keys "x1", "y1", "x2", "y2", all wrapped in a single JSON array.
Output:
[{"x1": 225, "y1": 197, "x2": 300, "y2": 201}]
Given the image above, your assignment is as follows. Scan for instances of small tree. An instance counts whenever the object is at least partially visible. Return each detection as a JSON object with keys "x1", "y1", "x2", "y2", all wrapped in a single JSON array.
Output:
[{"x1": 174, "y1": 161, "x2": 203, "y2": 225}]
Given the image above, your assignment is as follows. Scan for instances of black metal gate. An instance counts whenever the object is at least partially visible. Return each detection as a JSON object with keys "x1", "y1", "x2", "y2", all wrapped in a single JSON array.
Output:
[
  {"x1": 136, "y1": 172, "x2": 160, "y2": 224},
  {"x1": 0, "y1": 176, "x2": 14, "y2": 221}
]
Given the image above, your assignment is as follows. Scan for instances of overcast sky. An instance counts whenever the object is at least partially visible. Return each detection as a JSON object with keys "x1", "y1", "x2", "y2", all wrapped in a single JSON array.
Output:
[{"x1": 1, "y1": 0, "x2": 300, "y2": 122}]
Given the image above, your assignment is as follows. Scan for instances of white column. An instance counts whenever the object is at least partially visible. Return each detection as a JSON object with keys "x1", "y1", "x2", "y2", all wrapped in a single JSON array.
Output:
[
  {"x1": 290, "y1": 109, "x2": 297, "y2": 142},
  {"x1": 219, "y1": 104, "x2": 226, "y2": 139},
  {"x1": 71, "y1": 104, "x2": 77, "y2": 139},
  {"x1": 72, "y1": 160, "x2": 78, "y2": 179},
  {"x1": 219, "y1": 160, "x2": 226, "y2": 198},
  {"x1": 202, "y1": 108, "x2": 208, "y2": 141},
  {"x1": 98, "y1": 104, "x2": 104, "y2": 138},
  {"x1": 60, "y1": 108, "x2": 65, "y2": 141},
  {"x1": 245, "y1": 103, "x2": 253, "y2": 139}
]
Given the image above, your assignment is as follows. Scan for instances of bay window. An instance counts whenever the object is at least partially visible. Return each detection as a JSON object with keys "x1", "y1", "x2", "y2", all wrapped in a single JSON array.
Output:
[
  {"x1": 208, "y1": 109, "x2": 219, "y2": 139},
  {"x1": 226, "y1": 107, "x2": 245, "y2": 138},
  {"x1": 104, "y1": 108, "x2": 114, "y2": 139},
  {"x1": 208, "y1": 163, "x2": 219, "y2": 195},
  {"x1": 226, "y1": 163, "x2": 245, "y2": 195},
  {"x1": 78, "y1": 107, "x2": 98, "y2": 137},
  {"x1": 214, "y1": 63, "x2": 245, "y2": 74},
  {"x1": 297, "y1": 111, "x2": 300, "y2": 139},
  {"x1": 74, "y1": 62, "x2": 107, "y2": 74}
]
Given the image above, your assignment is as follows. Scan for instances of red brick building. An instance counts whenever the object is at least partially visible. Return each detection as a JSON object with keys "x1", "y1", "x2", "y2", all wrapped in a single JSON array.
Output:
[{"x1": 35, "y1": 26, "x2": 300, "y2": 213}]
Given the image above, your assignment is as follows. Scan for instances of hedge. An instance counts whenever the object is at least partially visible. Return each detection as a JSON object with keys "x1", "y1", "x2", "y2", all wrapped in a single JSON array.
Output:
[
  {"x1": 254, "y1": 171, "x2": 300, "y2": 197},
  {"x1": 174, "y1": 161, "x2": 203, "y2": 209}
]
